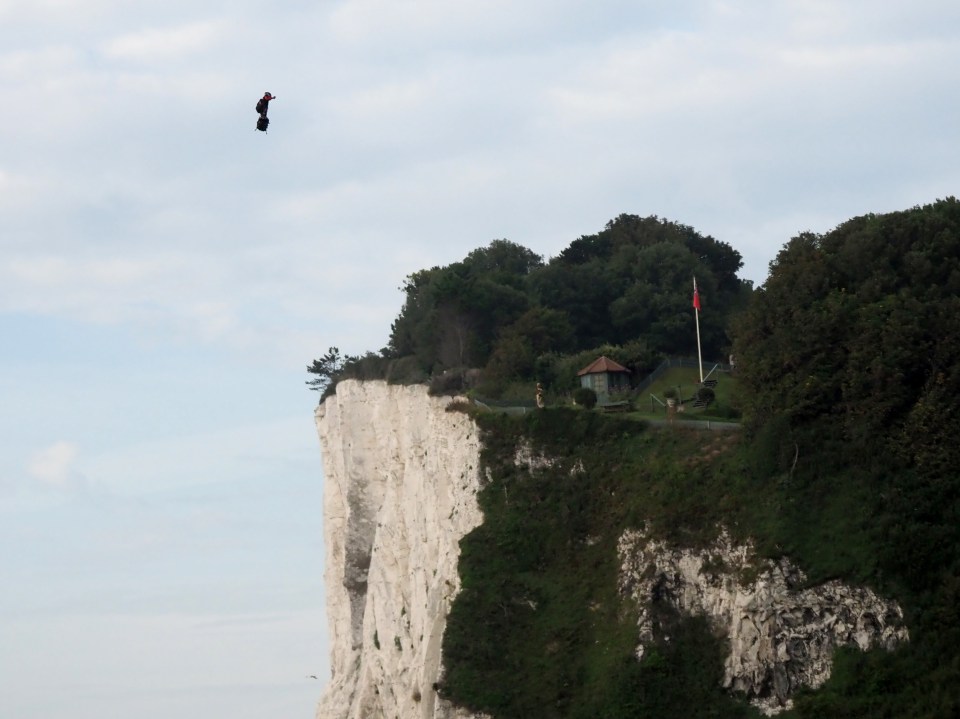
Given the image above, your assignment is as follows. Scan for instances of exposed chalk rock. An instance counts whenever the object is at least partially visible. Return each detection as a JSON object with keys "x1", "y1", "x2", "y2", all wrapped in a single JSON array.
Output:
[
  {"x1": 618, "y1": 528, "x2": 910, "y2": 715},
  {"x1": 314, "y1": 380, "x2": 488, "y2": 719},
  {"x1": 314, "y1": 381, "x2": 909, "y2": 718}
]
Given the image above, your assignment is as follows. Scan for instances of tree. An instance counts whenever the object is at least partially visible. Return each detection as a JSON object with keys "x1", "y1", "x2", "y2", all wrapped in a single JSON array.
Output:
[
  {"x1": 462, "y1": 239, "x2": 543, "y2": 277},
  {"x1": 387, "y1": 241, "x2": 543, "y2": 372},
  {"x1": 729, "y1": 199, "x2": 960, "y2": 714},
  {"x1": 435, "y1": 305, "x2": 476, "y2": 369},
  {"x1": 733, "y1": 198, "x2": 960, "y2": 437},
  {"x1": 529, "y1": 260, "x2": 618, "y2": 349},
  {"x1": 384, "y1": 215, "x2": 751, "y2": 382},
  {"x1": 531, "y1": 214, "x2": 749, "y2": 358},
  {"x1": 388, "y1": 267, "x2": 444, "y2": 366},
  {"x1": 306, "y1": 346, "x2": 346, "y2": 396}
]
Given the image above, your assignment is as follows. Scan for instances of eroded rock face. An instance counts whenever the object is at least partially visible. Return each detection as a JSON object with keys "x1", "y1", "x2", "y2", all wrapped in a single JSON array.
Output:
[
  {"x1": 315, "y1": 381, "x2": 486, "y2": 719},
  {"x1": 618, "y1": 529, "x2": 909, "y2": 715},
  {"x1": 315, "y1": 383, "x2": 909, "y2": 717}
]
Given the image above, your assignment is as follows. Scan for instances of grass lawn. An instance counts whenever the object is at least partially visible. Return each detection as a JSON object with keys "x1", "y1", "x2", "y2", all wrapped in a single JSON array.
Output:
[
  {"x1": 630, "y1": 367, "x2": 741, "y2": 422},
  {"x1": 469, "y1": 368, "x2": 742, "y2": 423}
]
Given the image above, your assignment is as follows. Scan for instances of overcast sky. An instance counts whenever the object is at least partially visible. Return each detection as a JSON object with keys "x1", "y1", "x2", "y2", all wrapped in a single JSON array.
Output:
[{"x1": 2, "y1": 2, "x2": 959, "y2": 718}]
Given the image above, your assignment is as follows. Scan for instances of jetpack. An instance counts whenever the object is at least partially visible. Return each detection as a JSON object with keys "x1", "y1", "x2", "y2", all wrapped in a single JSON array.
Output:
[{"x1": 255, "y1": 92, "x2": 275, "y2": 133}]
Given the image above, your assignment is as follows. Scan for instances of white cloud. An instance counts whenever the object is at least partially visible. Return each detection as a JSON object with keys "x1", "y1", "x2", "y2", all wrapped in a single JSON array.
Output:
[
  {"x1": 0, "y1": 44, "x2": 80, "y2": 78},
  {"x1": 1, "y1": 254, "x2": 187, "y2": 320},
  {"x1": 0, "y1": 0, "x2": 113, "y2": 23},
  {"x1": 328, "y1": 0, "x2": 527, "y2": 46},
  {"x1": 101, "y1": 19, "x2": 229, "y2": 63},
  {"x1": 0, "y1": 168, "x2": 48, "y2": 210},
  {"x1": 27, "y1": 441, "x2": 83, "y2": 489}
]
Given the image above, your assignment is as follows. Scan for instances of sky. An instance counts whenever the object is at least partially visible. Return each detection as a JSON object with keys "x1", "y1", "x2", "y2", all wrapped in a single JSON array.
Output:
[{"x1": 2, "y1": 1, "x2": 959, "y2": 717}]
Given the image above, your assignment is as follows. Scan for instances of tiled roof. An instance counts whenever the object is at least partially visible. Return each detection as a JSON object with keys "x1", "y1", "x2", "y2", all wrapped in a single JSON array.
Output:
[{"x1": 577, "y1": 355, "x2": 630, "y2": 376}]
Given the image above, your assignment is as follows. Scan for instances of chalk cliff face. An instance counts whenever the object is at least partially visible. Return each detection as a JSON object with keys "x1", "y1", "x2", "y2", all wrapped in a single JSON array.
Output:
[
  {"x1": 618, "y1": 528, "x2": 909, "y2": 715},
  {"x1": 314, "y1": 382, "x2": 909, "y2": 718},
  {"x1": 314, "y1": 380, "x2": 485, "y2": 719}
]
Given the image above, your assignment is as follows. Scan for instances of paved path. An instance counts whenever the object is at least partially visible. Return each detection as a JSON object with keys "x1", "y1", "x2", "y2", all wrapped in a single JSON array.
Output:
[
  {"x1": 644, "y1": 417, "x2": 741, "y2": 431},
  {"x1": 472, "y1": 399, "x2": 741, "y2": 430}
]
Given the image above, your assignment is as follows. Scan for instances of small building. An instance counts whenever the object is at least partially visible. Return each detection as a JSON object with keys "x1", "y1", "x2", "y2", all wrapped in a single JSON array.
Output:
[{"x1": 577, "y1": 356, "x2": 631, "y2": 402}]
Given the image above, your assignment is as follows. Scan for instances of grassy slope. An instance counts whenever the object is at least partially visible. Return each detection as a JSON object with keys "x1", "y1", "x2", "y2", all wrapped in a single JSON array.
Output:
[
  {"x1": 442, "y1": 409, "x2": 759, "y2": 719},
  {"x1": 632, "y1": 367, "x2": 741, "y2": 421},
  {"x1": 440, "y1": 408, "x2": 960, "y2": 719},
  {"x1": 479, "y1": 368, "x2": 742, "y2": 421}
]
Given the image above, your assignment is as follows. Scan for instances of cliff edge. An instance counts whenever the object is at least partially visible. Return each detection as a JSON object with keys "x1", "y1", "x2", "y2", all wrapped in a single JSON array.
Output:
[{"x1": 314, "y1": 380, "x2": 485, "y2": 719}]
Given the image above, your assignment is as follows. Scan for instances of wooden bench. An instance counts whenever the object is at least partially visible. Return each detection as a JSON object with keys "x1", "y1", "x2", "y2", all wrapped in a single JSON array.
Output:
[{"x1": 599, "y1": 401, "x2": 631, "y2": 413}]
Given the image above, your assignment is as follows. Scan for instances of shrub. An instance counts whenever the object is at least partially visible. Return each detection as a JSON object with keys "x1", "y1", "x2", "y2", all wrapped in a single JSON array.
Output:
[
  {"x1": 445, "y1": 399, "x2": 474, "y2": 414},
  {"x1": 385, "y1": 355, "x2": 428, "y2": 385},
  {"x1": 573, "y1": 387, "x2": 598, "y2": 409},
  {"x1": 430, "y1": 368, "x2": 467, "y2": 395}
]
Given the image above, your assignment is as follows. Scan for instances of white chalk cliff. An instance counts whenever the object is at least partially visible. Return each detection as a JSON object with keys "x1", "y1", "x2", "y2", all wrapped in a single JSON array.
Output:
[
  {"x1": 314, "y1": 381, "x2": 909, "y2": 718},
  {"x1": 314, "y1": 380, "x2": 486, "y2": 719},
  {"x1": 618, "y1": 528, "x2": 909, "y2": 715}
]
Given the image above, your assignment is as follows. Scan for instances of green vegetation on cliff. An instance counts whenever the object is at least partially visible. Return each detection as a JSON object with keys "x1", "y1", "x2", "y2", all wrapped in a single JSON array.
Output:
[
  {"x1": 312, "y1": 199, "x2": 960, "y2": 716},
  {"x1": 386, "y1": 215, "x2": 750, "y2": 376},
  {"x1": 437, "y1": 199, "x2": 960, "y2": 718},
  {"x1": 308, "y1": 214, "x2": 752, "y2": 399},
  {"x1": 442, "y1": 411, "x2": 758, "y2": 718}
]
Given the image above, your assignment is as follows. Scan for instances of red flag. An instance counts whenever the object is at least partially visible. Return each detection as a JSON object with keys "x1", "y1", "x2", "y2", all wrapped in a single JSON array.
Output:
[{"x1": 692, "y1": 278, "x2": 701, "y2": 311}]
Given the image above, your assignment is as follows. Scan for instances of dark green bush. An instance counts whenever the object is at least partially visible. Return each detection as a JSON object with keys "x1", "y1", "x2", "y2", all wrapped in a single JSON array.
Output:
[
  {"x1": 572, "y1": 387, "x2": 597, "y2": 409},
  {"x1": 384, "y1": 355, "x2": 428, "y2": 385},
  {"x1": 429, "y1": 368, "x2": 468, "y2": 395}
]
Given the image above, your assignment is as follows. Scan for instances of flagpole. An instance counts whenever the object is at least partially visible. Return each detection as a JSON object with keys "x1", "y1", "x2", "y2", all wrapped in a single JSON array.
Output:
[{"x1": 693, "y1": 277, "x2": 704, "y2": 383}]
